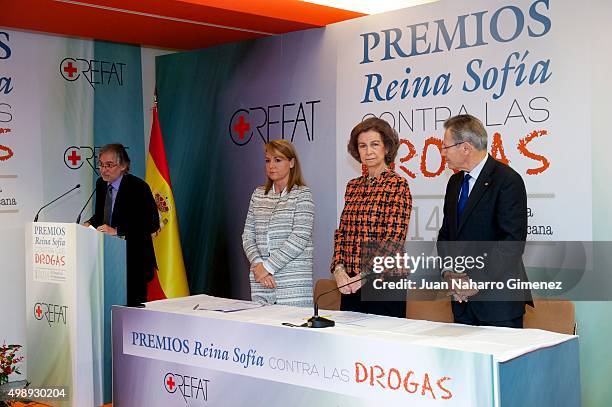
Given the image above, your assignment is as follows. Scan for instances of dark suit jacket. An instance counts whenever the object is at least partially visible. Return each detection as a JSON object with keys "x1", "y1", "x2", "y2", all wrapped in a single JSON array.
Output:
[
  {"x1": 88, "y1": 173, "x2": 159, "y2": 284},
  {"x1": 438, "y1": 155, "x2": 532, "y2": 322}
]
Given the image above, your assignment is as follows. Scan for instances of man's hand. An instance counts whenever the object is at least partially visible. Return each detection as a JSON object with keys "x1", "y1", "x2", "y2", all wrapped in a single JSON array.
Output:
[
  {"x1": 443, "y1": 271, "x2": 478, "y2": 302},
  {"x1": 96, "y1": 224, "x2": 117, "y2": 236}
]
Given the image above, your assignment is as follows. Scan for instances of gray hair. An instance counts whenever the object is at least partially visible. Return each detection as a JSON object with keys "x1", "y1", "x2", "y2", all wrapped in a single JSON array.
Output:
[
  {"x1": 99, "y1": 143, "x2": 131, "y2": 172},
  {"x1": 443, "y1": 114, "x2": 487, "y2": 151}
]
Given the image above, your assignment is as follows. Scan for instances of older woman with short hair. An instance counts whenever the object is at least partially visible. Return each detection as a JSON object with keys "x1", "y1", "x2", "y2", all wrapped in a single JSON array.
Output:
[
  {"x1": 332, "y1": 117, "x2": 412, "y2": 317},
  {"x1": 242, "y1": 140, "x2": 314, "y2": 307}
]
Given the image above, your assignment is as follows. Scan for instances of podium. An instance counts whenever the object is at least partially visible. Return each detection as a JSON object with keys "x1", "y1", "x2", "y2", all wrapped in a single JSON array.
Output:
[{"x1": 25, "y1": 222, "x2": 126, "y2": 406}]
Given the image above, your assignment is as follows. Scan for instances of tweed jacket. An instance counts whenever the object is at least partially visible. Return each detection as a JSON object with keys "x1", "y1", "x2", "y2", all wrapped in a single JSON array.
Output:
[{"x1": 242, "y1": 185, "x2": 314, "y2": 307}]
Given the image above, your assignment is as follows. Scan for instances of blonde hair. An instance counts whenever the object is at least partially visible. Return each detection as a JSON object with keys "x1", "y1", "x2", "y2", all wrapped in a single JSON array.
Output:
[{"x1": 264, "y1": 140, "x2": 306, "y2": 194}]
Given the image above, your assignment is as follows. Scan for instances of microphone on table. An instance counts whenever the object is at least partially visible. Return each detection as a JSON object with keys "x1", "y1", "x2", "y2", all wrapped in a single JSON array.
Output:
[
  {"x1": 306, "y1": 272, "x2": 375, "y2": 328},
  {"x1": 76, "y1": 184, "x2": 98, "y2": 224},
  {"x1": 33, "y1": 184, "x2": 80, "y2": 222}
]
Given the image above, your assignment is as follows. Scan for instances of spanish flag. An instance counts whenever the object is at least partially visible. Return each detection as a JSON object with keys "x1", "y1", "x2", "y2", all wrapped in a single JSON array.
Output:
[{"x1": 146, "y1": 102, "x2": 190, "y2": 300}]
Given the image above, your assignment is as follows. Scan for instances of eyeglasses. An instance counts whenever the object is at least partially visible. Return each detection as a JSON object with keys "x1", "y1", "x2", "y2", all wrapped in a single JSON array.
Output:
[
  {"x1": 441, "y1": 141, "x2": 465, "y2": 150},
  {"x1": 98, "y1": 161, "x2": 119, "y2": 169}
]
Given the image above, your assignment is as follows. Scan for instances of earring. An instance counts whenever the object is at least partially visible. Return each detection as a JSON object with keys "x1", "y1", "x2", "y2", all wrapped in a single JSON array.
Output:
[
  {"x1": 389, "y1": 162, "x2": 395, "y2": 171},
  {"x1": 361, "y1": 163, "x2": 368, "y2": 177}
]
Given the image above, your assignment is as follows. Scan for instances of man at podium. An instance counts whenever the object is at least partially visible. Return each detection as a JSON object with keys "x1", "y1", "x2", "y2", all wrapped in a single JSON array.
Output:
[{"x1": 84, "y1": 143, "x2": 159, "y2": 306}]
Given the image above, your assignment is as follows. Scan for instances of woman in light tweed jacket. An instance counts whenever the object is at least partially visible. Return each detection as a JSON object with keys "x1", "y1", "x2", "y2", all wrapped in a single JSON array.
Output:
[{"x1": 242, "y1": 140, "x2": 314, "y2": 307}]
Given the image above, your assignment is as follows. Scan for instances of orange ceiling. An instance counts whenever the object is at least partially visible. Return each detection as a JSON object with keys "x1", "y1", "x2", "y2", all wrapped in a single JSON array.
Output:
[{"x1": 0, "y1": 0, "x2": 364, "y2": 50}]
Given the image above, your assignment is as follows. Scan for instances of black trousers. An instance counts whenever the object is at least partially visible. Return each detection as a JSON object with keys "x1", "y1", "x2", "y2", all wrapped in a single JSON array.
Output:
[
  {"x1": 340, "y1": 291, "x2": 406, "y2": 319},
  {"x1": 126, "y1": 272, "x2": 148, "y2": 307},
  {"x1": 453, "y1": 302, "x2": 524, "y2": 328},
  {"x1": 126, "y1": 237, "x2": 154, "y2": 307}
]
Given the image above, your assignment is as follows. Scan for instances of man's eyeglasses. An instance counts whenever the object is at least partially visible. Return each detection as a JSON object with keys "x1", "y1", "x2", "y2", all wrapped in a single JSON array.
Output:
[
  {"x1": 441, "y1": 141, "x2": 465, "y2": 150},
  {"x1": 98, "y1": 161, "x2": 119, "y2": 169}
]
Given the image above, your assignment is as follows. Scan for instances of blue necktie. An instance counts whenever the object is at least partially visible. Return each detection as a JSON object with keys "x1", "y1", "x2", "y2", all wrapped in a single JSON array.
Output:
[{"x1": 457, "y1": 173, "x2": 471, "y2": 222}]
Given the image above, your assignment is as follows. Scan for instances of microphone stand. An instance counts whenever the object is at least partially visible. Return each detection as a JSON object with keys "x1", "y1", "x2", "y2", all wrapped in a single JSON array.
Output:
[
  {"x1": 307, "y1": 272, "x2": 374, "y2": 328},
  {"x1": 34, "y1": 184, "x2": 80, "y2": 222},
  {"x1": 76, "y1": 185, "x2": 98, "y2": 224}
]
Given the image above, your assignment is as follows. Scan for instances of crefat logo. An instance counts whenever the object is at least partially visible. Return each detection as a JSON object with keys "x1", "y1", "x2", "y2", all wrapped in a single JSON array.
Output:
[
  {"x1": 59, "y1": 57, "x2": 126, "y2": 89},
  {"x1": 228, "y1": 99, "x2": 321, "y2": 146},
  {"x1": 163, "y1": 372, "x2": 209, "y2": 404},
  {"x1": 64, "y1": 146, "x2": 98, "y2": 172},
  {"x1": 33, "y1": 302, "x2": 68, "y2": 327},
  {"x1": 63, "y1": 145, "x2": 129, "y2": 173}
]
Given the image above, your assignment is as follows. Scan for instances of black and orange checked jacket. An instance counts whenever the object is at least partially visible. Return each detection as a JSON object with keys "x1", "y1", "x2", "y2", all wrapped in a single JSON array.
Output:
[{"x1": 332, "y1": 169, "x2": 412, "y2": 276}]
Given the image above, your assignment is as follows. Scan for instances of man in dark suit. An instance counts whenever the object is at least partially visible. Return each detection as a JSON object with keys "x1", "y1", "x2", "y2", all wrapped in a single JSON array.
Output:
[
  {"x1": 85, "y1": 143, "x2": 159, "y2": 306},
  {"x1": 437, "y1": 115, "x2": 532, "y2": 328}
]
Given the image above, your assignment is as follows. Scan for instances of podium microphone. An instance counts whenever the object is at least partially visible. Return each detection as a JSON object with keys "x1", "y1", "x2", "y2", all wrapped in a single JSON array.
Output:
[
  {"x1": 307, "y1": 272, "x2": 374, "y2": 328},
  {"x1": 33, "y1": 184, "x2": 80, "y2": 222},
  {"x1": 76, "y1": 185, "x2": 98, "y2": 224}
]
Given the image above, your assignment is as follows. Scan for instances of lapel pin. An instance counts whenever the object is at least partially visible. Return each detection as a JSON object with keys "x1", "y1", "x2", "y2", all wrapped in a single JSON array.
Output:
[{"x1": 484, "y1": 182, "x2": 489, "y2": 186}]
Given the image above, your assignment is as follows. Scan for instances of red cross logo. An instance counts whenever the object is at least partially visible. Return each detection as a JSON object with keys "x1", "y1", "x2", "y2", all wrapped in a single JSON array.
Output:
[
  {"x1": 64, "y1": 146, "x2": 84, "y2": 169},
  {"x1": 164, "y1": 373, "x2": 177, "y2": 393},
  {"x1": 60, "y1": 58, "x2": 80, "y2": 81},
  {"x1": 68, "y1": 150, "x2": 81, "y2": 166},
  {"x1": 63, "y1": 62, "x2": 77, "y2": 78},
  {"x1": 35, "y1": 304, "x2": 43, "y2": 320},
  {"x1": 233, "y1": 115, "x2": 251, "y2": 140},
  {"x1": 229, "y1": 109, "x2": 253, "y2": 146}
]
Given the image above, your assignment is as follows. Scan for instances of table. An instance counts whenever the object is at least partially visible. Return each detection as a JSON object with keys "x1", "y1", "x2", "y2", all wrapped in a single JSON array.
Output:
[{"x1": 112, "y1": 295, "x2": 579, "y2": 406}]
